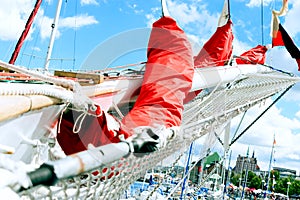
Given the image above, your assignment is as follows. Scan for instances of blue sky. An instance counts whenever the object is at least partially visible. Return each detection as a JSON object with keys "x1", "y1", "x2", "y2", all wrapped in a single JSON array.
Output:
[{"x1": 0, "y1": 0, "x2": 300, "y2": 174}]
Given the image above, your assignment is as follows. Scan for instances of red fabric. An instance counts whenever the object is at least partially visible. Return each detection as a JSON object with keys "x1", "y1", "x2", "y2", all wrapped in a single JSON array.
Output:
[
  {"x1": 9, "y1": 0, "x2": 42, "y2": 64},
  {"x1": 272, "y1": 30, "x2": 285, "y2": 46},
  {"x1": 183, "y1": 90, "x2": 202, "y2": 104},
  {"x1": 194, "y1": 20, "x2": 234, "y2": 68},
  {"x1": 120, "y1": 16, "x2": 194, "y2": 135},
  {"x1": 297, "y1": 59, "x2": 300, "y2": 71},
  {"x1": 273, "y1": 24, "x2": 300, "y2": 71},
  {"x1": 236, "y1": 45, "x2": 268, "y2": 65},
  {"x1": 57, "y1": 105, "x2": 125, "y2": 155}
]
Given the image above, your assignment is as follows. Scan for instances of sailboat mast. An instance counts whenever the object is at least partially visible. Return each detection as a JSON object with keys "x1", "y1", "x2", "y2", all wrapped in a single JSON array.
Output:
[
  {"x1": 180, "y1": 142, "x2": 193, "y2": 200},
  {"x1": 9, "y1": 0, "x2": 42, "y2": 65},
  {"x1": 261, "y1": 0, "x2": 264, "y2": 44},
  {"x1": 264, "y1": 134, "x2": 276, "y2": 197},
  {"x1": 44, "y1": 0, "x2": 63, "y2": 71}
]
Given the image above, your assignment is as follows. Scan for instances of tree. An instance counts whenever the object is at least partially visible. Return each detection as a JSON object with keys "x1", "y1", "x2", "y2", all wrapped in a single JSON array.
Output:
[
  {"x1": 289, "y1": 179, "x2": 300, "y2": 196},
  {"x1": 248, "y1": 174, "x2": 261, "y2": 189},
  {"x1": 230, "y1": 172, "x2": 241, "y2": 187}
]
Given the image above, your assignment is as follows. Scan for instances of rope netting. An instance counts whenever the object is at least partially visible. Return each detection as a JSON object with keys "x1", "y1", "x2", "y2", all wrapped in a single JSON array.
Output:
[{"x1": 18, "y1": 69, "x2": 299, "y2": 199}]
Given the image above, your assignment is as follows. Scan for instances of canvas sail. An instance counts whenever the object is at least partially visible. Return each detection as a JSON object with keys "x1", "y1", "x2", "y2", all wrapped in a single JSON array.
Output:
[
  {"x1": 57, "y1": 15, "x2": 194, "y2": 154},
  {"x1": 120, "y1": 16, "x2": 194, "y2": 134},
  {"x1": 194, "y1": 0, "x2": 233, "y2": 68}
]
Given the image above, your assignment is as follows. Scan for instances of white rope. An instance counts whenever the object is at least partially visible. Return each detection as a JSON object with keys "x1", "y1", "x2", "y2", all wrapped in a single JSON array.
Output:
[
  {"x1": 183, "y1": 74, "x2": 243, "y2": 127},
  {"x1": 0, "y1": 60, "x2": 75, "y2": 89},
  {"x1": 0, "y1": 60, "x2": 96, "y2": 110}
]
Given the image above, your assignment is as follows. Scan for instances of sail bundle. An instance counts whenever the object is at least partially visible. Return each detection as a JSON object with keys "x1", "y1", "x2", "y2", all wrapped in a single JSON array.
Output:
[
  {"x1": 57, "y1": 15, "x2": 194, "y2": 155},
  {"x1": 194, "y1": 0, "x2": 233, "y2": 68},
  {"x1": 121, "y1": 16, "x2": 194, "y2": 134},
  {"x1": 235, "y1": 45, "x2": 269, "y2": 65}
]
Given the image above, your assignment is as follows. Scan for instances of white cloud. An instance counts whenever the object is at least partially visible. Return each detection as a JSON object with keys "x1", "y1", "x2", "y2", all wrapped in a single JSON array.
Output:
[
  {"x1": 167, "y1": 0, "x2": 218, "y2": 37},
  {"x1": 36, "y1": 12, "x2": 98, "y2": 40},
  {"x1": 284, "y1": 0, "x2": 300, "y2": 37},
  {"x1": 144, "y1": 0, "x2": 223, "y2": 53},
  {"x1": 167, "y1": 0, "x2": 202, "y2": 25},
  {"x1": 31, "y1": 46, "x2": 41, "y2": 52},
  {"x1": 0, "y1": 0, "x2": 36, "y2": 41},
  {"x1": 127, "y1": 3, "x2": 144, "y2": 15},
  {"x1": 0, "y1": 0, "x2": 99, "y2": 42},
  {"x1": 36, "y1": 15, "x2": 56, "y2": 40},
  {"x1": 228, "y1": 98, "x2": 300, "y2": 172},
  {"x1": 188, "y1": 98, "x2": 300, "y2": 173},
  {"x1": 246, "y1": 0, "x2": 273, "y2": 8},
  {"x1": 296, "y1": 110, "x2": 300, "y2": 118},
  {"x1": 186, "y1": 34, "x2": 202, "y2": 55},
  {"x1": 59, "y1": 14, "x2": 98, "y2": 29},
  {"x1": 145, "y1": 14, "x2": 157, "y2": 28},
  {"x1": 80, "y1": 0, "x2": 99, "y2": 6}
]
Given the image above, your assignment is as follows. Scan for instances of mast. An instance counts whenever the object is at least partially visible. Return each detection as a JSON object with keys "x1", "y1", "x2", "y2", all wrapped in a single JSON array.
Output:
[
  {"x1": 261, "y1": 0, "x2": 264, "y2": 45},
  {"x1": 222, "y1": 122, "x2": 231, "y2": 199},
  {"x1": 241, "y1": 147, "x2": 250, "y2": 200},
  {"x1": 9, "y1": 0, "x2": 42, "y2": 65},
  {"x1": 44, "y1": 0, "x2": 63, "y2": 71},
  {"x1": 180, "y1": 142, "x2": 193, "y2": 200},
  {"x1": 264, "y1": 134, "x2": 276, "y2": 198}
]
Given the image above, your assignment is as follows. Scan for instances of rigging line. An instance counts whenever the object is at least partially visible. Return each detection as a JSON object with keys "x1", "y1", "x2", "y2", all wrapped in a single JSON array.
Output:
[
  {"x1": 73, "y1": 0, "x2": 78, "y2": 70},
  {"x1": 230, "y1": 110, "x2": 248, "y2": 144},
  {"x1": 28, "y1": 1, "x2": 49, "y2": 68},
  {"x1": 166, "y1": 144, "x2": 219, "y2": 199},
  {"x1": 228, "y1": 0, "x2": 231, "y2": 20},
  {"x1": 233, "y1": 55, "x2": 294, "y2": 76},
  {"x1": 229, "y1": 84, "x2": 294, "y2": 146},
  {"x1": 261, "y1": 0, "x2": 264, "y2": 45},
  {"x1": 213, "y1": 131, "x2": 224, "y2": 146}
]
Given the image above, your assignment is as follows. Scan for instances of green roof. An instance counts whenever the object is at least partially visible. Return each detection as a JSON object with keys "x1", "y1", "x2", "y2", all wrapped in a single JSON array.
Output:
[{"x1": 204, "y1": 152, "x2": 221, "y2": 167}]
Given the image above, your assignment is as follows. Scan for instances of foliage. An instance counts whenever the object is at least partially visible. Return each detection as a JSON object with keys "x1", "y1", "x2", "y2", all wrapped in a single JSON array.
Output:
[
  {"x1": 229, "y1": 169, "x2": 300, "y2": 196},
  {"x1": 247, "y1": 173, "x2": 261, "y2": 189}
]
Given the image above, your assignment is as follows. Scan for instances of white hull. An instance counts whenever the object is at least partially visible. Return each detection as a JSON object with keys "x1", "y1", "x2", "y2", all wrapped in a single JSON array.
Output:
[{"x1": 0, "y1": 104, "x2": 64, "y2": 163}]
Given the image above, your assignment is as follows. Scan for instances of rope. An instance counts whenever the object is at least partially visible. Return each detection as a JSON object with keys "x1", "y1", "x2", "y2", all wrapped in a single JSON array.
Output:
[
  {"x1": 233, "y1": 55, "x2": 294, "y2": 76},
  {"x1": 230, "y1": 84, "x2": 294, "y2": 146},
  {"x1": 146, "y1": 150, "x2": 185, "y2": 200},
  {"x1": 230, "y1": 110, "x2": 247, "y2": 144},
  {"x1": 72, "y1": 0, "x2": 78, "y2": 70},
  {"x1": 183, "y1": 74, "x2": 242, "y2": 127},
  {"x1": 0, "y1": 60, "x2": 95, "y2": 110},
  {"x1": 90, "y1": 61, "x2": 146, "y2": 73}
]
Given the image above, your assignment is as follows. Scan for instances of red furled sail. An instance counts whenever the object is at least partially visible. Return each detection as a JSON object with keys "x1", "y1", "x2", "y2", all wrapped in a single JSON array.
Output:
[
  {"x1": 185, "y1": 0, "x2": 232, "y2": 103},
  {"x1": 57, "y1": 16, "x2": 194, "y2": 154},
  {"x1": 194, "y1": 0, "x2": 233, "y2": 68},
  {"x1": 194, "y1": 20, "x2": 233, "y2": 68},
  {"x1": 236, "y1": 45, "x2": 268, "y2": 65},
  {"x1": 57, "y1": 105, "x2": 124, "y2": 155},
  {"x1": 9, "y1": 0, "x2": 42, "y2": 64},
  {"x1": 120, "y1": 16, "x2": 194, "y2": 135}
]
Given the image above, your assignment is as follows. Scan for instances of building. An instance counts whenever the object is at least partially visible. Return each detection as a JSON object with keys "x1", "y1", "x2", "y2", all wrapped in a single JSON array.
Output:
[
  {"x1": 273, "y1": 166, "x2": 297, "y2": 178},
  {"x1": 190, "y1": 152, "x2": 222, "y2": 184},
  {"x1": 234, "y1": 150, "x2": 260, "y2": 174}
]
